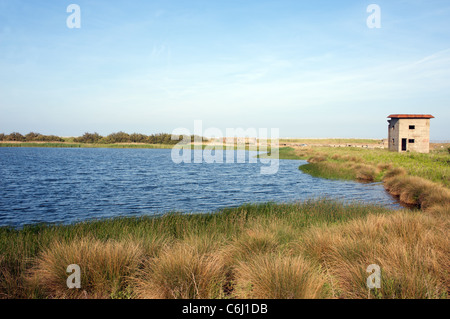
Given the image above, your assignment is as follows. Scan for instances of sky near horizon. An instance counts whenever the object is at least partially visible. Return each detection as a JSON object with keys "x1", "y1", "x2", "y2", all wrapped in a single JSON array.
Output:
[{"x1": 0, "y1": 0, "x2": 449, "y2": 139}]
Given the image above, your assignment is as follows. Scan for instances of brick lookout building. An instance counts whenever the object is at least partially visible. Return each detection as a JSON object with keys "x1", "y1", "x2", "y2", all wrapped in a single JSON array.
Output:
[{"x1": 387, "y1": 114, "x2": 434, "y2": 153}]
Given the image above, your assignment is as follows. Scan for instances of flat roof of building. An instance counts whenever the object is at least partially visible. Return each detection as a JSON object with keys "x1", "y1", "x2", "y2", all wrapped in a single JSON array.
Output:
[{"x1": 388, "y1": 114, "x2": 435, "y2": 119}]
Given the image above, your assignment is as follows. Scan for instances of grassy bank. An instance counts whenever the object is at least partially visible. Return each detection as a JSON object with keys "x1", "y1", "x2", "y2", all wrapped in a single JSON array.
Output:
[
  {"x1": 295, "y1": 147, "x2": 449, "y2": 186},
  {"x1": 259, "y1": 146, "x2": 297, "y2": 160},
  {"x1": 1, "y1": 199, "x2": 448, "y2": 299},
  {"x1": 285, "y1": 146, "x2": 450, "y2": 211}
]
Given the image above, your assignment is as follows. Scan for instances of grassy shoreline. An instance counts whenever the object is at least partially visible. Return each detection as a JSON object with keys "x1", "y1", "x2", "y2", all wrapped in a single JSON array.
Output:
[
  {"x1": 275, "y1": 146, "x2": 450, "y2": 210},
  {"x1": 1, "y1": 199, "x2": 448, "y2": 299}
]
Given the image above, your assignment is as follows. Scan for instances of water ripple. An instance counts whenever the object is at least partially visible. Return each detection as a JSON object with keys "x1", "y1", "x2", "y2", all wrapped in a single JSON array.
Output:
[{"x1": 0, "y1": 148, "x2": 402, "y2": 227}]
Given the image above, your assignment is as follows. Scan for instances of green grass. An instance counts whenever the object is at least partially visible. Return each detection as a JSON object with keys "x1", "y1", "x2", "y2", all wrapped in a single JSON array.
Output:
[
  {"x1": 285, "y1": 146, "x2": 450, "y2": 187},
  {"x1": 0, "y1": 199, "x2": 397, "y2": 299},
  {"x1": 258, "y1": 147, "x2": 299, "y2": 160},
  {"x1": 300, "y1": 162, "x2": 359, "y2": 181},
  {"x1": 321, "y1": 147, "x2": 449, "y2": 187},
  {"x1": 291, "y1": 146, "x2": 450, "y2": 210},
  {"x1": 1, "y1": 199, "x2": 448, "y2": 299},
  {"x1": 277, "y1": 147, "x2": 301, "y2": 160}
]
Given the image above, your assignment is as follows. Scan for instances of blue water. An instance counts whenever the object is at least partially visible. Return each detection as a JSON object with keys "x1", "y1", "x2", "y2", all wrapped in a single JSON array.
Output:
[{"x1": 0, "y1": 147, "x2": 401, "y2": 227}]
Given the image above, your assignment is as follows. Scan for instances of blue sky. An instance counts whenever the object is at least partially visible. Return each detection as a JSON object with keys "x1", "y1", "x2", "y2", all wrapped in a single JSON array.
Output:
[{"x1": 0, "y1": 0, "x2": 449, "y2": 139}]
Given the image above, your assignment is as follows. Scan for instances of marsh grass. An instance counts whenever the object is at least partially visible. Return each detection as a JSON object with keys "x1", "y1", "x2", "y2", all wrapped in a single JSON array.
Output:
[
  {"x1": 300, "y1": 160, "x2": 450, "y2": 211},
  {"x1": 300, "y1": 162, "x2": 359, "y2": 181},
  {"x1": 2, "y1": 199, "x2": 421, "y2": 299},
  {"x1": 384, "y1": 175, "x2": 450, "y2": 210},
  {"x1": 292, "y1": 146, "x2": 450, "y2": 187},
  {"x1": 298, "y1": 212, "x2": 449, "y2": 299},
  {"x1": 233, "y1": 254, "x2": 329, "y2": 299},
  {"x1": 287, "y1": 144, "x2": 449, "y2": 212},
  {"x1": 133, "y1": 241, "x2": 227, "y2": 299},
  {"x1": 27, "y1": 238, "x2": 143, "y2": 299}
]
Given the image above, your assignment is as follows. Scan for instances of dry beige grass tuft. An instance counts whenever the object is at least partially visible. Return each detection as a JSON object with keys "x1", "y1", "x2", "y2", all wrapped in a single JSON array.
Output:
[
  {"x1": 132, "y1": 241, "x2": 226, "y2": 299},
  {"x1": 299, "y1": 212, "x2": 449, "y2": 298},
  {"x1": 223, "y1": 224, "x2": 280, "y2": 264},
  {"x1": 384, "y1": 175, "x2": 450, "y2": 210},
  {"x1": 383, "y1": 167, "x2": 407, "y2": 179},
  {"x1": 0, "y1": 256, "x2": 27, "y2": 299},
  {"x1": 352, "y1": 163, "x2": 378, "y2": 182},
  {"x1": 308, "y1": 155, "x2": 328, "y2": 163},
  {"x1": 233, "y1": 254, "x2": 328, "y2": 299},
  {"x1": 27, "y1": 238, "x2": 143, "y2": 299}
]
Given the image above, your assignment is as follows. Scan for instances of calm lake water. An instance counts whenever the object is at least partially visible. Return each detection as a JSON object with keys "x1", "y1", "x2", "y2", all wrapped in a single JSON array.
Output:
[{"x1": 0, "y1": 147, "x2": 401, "y2": 227}]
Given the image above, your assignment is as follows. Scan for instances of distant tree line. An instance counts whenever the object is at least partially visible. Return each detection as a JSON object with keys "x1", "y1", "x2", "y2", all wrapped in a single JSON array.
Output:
[
  {"x1": 73, "y1": 132, "x2": 206, "y2": 145},
  {"x1": 0, "y1": 132, "x2": 207, "y2": 145},
  {"x1": 0, "y1": 132, "x2": 64, "y2": 142}
]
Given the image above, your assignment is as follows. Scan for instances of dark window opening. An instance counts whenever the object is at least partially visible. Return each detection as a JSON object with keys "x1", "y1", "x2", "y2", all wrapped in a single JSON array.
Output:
[
  {"x1": 409, "y1": 125, "x2": 415, "y2": 130},
  {"x1": 409, "y1": 139, "x2": 415, "y2": 143}
]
